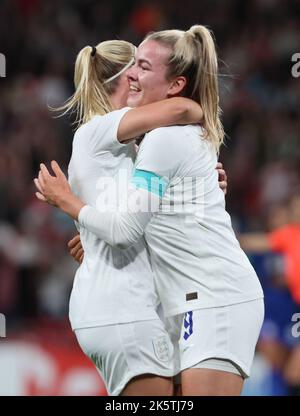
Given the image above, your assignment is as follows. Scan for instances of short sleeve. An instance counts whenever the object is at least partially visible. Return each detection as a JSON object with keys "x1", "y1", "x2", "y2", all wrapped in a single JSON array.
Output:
[
  {"x1": 134, "y1": 126, "x2": 189, "y2": 180},
  {"x1": 81, "y1": 107, "x2": 131, "y2": 155},
  {"x1": 268, "y1": 227, "x2": 288, "y2": 252}
]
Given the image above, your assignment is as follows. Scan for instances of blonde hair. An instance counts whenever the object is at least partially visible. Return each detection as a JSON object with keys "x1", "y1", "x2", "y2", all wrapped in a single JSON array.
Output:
[
  {"x1": 55, "y1": 40, "x2": 135, "y2": 128},
  {"x1": 146, "y1": 25, "x2": 224, "y2": 152}
]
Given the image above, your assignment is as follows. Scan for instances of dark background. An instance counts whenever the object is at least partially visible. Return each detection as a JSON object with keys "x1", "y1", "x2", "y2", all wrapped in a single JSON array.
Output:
[{"x1": 0, "y1": 0, "x2": 299, "y2": 395}]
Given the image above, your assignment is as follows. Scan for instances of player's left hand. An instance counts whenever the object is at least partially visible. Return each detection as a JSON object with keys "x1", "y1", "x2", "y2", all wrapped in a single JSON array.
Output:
[
  {"x1": 216, "y1": 162, "x2": 227, "y2": 195},
  {"x1": 68, "y1": 234, "x2": 84, "y2": 264}
]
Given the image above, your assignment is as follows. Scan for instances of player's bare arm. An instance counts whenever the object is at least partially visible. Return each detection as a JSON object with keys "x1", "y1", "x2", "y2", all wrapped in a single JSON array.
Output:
[
  {"x1": 238, "y1": 233, "x2": 270, "y2": 252},
  {"x1": 117, "y1": 97, "x2": 203, "y2": 142}
]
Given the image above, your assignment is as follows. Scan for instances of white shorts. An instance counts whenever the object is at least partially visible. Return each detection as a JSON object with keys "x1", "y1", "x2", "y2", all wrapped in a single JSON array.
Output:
[
  {"x1": 75, "y1": 319, "x2": 178, "y2": 396},
  {"x1": 164, "y1": 298, "x2": 264, "y2": 379}
]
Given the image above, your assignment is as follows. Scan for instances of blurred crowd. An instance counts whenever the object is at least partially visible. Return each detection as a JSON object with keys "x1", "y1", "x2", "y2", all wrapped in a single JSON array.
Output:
[{"x1": 0, "y1": 0, "x2": 299, "y2": 395}]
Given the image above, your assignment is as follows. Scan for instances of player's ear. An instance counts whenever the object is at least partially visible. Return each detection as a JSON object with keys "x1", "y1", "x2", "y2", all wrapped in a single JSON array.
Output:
[{"x1": 167, "y1": 76, "x2": 187, "y2": 97}]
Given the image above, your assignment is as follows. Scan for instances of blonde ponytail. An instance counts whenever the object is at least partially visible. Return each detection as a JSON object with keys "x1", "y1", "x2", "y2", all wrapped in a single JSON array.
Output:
[
  {"x1": 187, "y1": 25, "x2": 224, "y2": 153},
  {"x1": 146, "y1": 25, "x2": 224, "y2": 153},
  {"x1": 54, "y1": 41, "x2": 135, "y2": 128}
]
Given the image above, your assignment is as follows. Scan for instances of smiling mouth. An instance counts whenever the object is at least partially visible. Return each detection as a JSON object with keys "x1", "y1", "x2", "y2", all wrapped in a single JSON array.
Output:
[{"x1": 129, "y1": 85, "x2": 141, "y2": 93}]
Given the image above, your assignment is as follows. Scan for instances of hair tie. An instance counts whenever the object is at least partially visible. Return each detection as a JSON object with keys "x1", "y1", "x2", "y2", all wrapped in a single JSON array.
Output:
[
  {"x1": 91, "y1": 46, "x2": 97, "y2": 57},
  {"x1": 103, "y1": 46, "x2": 137, "y2": 85}
]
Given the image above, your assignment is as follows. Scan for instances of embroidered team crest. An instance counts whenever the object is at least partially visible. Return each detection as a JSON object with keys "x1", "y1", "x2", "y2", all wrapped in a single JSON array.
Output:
[{"x1": 152, "y1": 336, "x2": 170, "y2": 362}]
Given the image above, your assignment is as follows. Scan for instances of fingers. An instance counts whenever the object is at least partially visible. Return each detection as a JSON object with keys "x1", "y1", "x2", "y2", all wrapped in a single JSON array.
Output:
[
  {"x1": 216, "y1": 162, "x2": 227, "y2": 183},
  {"x1": 40, "y1": 163, "x2": 52, "y2": 180},
  {"x1": 34, "y1": 178, "x2": 43, "y2": 194},
  {"x1": 34, "y1": 163, "x2": 51, "y2": 192},
  {"x1": 218, "y1": 169, "x2": 227, "y2": 181},
  {"x1": 70, "y1": 241, "x2": 83, "y2": 257},
  {"x1": 68, "y1": 234, "x2": 81, "y2": 249},
  {"x1": 219, "y1": 181, "x2": 227, "y2": 195},
  {"x1": 68, "y1": 234, "x2": 84, "y2": 263},
  {"x1": 74, "y1": 248, "x2": 84, "y2": 263},
  {"x1": 35, "y1": 191, "x2": 47, "y2": 202},
  {"x1": 51, "y1": 160, "x2": 64, "y2": 178},
  {"x1": 34, "y1": 162, "x2": 67, "y2": 206},
  {"x1": 69, "y1": 245, "x2": 84, "y2": 263},
  {"x1": 38, "y1": 170, "x2": 46, "y2": 189},
  {"x1": 217, "y1": 162, "x2": 228, "y2": 196}
]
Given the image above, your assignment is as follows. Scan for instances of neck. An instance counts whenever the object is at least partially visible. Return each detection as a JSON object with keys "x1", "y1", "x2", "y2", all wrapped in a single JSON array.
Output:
[{"x1": 109, "y1": 93, "x2": 123, "y2": 110}]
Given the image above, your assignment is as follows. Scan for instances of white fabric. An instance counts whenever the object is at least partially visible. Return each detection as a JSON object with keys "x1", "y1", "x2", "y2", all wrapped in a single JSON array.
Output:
[
  {"x1": 75, "y1": 318, "x2": 178, "y2": 396},
  {"x1": 79, "y1": 124, "x2": 264, "y2": 317},
  {"x1": 192, "y1": 358, "x2": 242, "y2": 377},
  {"x1": 68, "y1": 108, "x2": 159, "y2": 329},
  {"x1": 78, "y1": 187, "x2": 159, "y2": 249},
  {"x1": 164, "y1": 299, "x2": 265, "y2": 378}
]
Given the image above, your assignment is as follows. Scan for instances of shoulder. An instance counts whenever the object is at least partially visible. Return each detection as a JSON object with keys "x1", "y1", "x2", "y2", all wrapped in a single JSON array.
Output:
[
  {"x1": 73, "y1": 115, "x2": 102, "y2": 142},
  {"x1": 146, "y1": 124, "x2": 189, "y2": 138},
  {"x1": 143, "y1": 125, "x2": 190, "y2": 148},
  {"x1": 78, "y1": 108, "x2": 131, "y2": 134},
  {"x1": 136, "y1": 126, "x2": 198, "y2": 177},
  {"x1": 146, "y1": 124, "x2": 203, "y2": 142},
  {"x1": 141, "y1": 125, "x2": 204, "y2": 157},
  {"x1": 74, "y1": 107, "x2": 131, "y2": 150}
]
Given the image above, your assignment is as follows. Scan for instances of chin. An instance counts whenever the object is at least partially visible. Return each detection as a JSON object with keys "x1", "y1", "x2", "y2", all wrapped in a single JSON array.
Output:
[{"x1": 127, "y1": 95, "x2": 142, "y2": 108}]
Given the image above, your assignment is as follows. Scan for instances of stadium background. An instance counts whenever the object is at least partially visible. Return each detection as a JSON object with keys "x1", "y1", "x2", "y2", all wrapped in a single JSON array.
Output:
[{"x1": 0, "y1": 0, "x2": 299, "y2": 395}]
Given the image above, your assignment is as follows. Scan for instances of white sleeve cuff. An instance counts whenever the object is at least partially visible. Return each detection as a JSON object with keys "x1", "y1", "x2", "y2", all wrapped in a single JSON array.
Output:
[{"x1": 78, "y1": 204, "x2": 92, "y2": 227}]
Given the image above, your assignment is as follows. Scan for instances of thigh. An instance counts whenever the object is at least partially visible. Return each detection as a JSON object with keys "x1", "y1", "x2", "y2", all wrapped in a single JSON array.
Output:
[
  {"x1": 181, "y1": 367, "x2": 244, "y2": 396},
  {"x1": 75, "y1": 319, "x2": 177, "y2": 396},
  {"x1": 181, "y1": 300, "x2": 264, "y2": 375},
  {"x1": 121, "y1": 319, "x2": 178, "y2": 396},
  {"x1": 122, "y1": 374, "x2": 173, "y2": 396},
  {"x1": 168, "y1": 299, "x2": 264, "y2": 395}
]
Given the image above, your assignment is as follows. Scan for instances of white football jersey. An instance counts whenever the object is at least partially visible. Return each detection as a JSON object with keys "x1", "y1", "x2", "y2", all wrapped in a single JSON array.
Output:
[
  {"x1": 135, "y1": 125, "x2": 264, "y2": 317},
  {"x1": 68, "y1": 108, "x2": 159, "y2": 330},
  {"x1": 78, "y1": 123, "x2": 264, "y2": 319}
]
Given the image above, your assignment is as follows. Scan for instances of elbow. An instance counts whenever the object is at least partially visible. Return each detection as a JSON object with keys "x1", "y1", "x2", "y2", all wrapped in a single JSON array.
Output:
[
  {"x1": 175, "y1": 101, "x2": 203, "y2": 124},
  {"x1": 173, "y1": 102, "x2": 190, "y2": 123},
  {"x1": 107, "y1": 212, "x2": 145, "y2": 249}
]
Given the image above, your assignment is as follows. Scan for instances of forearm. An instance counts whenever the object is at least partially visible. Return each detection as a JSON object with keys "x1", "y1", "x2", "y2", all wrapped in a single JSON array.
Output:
[
  {"x1": 238, "y1": 233, "x2": 271, "y2": 253},
  {"x1": 52, "y1": 190, "x2": 145, "y2": 247},
  {"x1": 78, "y1": 205, "x2": 150, "y2": 248},
  {"x1": 57, "y1": 193, "x2": 86, "y2": 221},
  {"x1": 78, "y1": 187, "x2": 160, "y2": 248},
  {"x1": 117, "y1": 98, "x2": 202, "y2": 142}
]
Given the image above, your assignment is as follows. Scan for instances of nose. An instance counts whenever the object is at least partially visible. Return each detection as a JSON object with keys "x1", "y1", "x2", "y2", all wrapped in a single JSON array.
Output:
[{"x1": 126, "y1": 63, "x2": 138, "y2": 82}]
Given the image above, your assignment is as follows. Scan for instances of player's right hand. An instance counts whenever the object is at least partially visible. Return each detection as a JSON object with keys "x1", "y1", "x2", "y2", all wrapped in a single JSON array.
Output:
[
  {"x1": 216, "y1": 162, "x2": 227, "y2": 195},
  {"x1": 68, "y1": 234, "x2": 84, "y2": 264}
]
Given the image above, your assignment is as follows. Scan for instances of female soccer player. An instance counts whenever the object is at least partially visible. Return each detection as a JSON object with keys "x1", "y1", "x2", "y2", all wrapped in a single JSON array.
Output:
[
  {"x1": 35, "y1": 25, "x2": 261, "y2": 396},
  {"x1": 35, "y1": 39, "x2": 205, "y2": 396}
]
